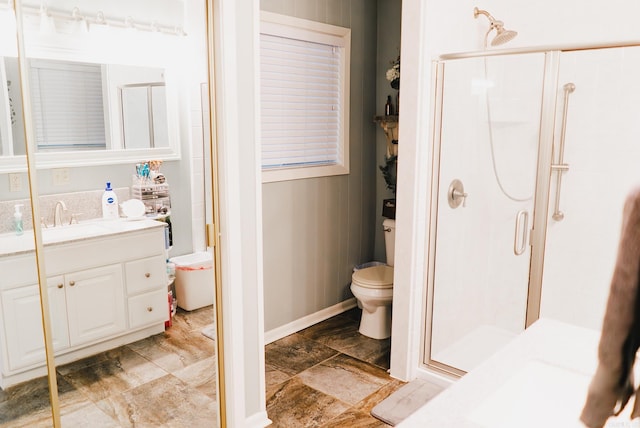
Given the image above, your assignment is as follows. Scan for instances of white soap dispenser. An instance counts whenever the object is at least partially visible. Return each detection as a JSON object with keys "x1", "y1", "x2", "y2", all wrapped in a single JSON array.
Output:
[
  {"x1": 13, "y1": 204, "x2": 24, "y2": 236},
  {"x1": 102, "y1": 182, "x2": 119, "y2": 219}
]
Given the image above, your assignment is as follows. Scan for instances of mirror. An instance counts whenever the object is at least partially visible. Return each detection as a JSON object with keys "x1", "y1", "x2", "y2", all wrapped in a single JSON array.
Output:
[
  {"x1": 0, "y1": 1, "x2": 185, "y2": 173},
  {"x1": 0, "y1": 0, "x2": 221, "y2": 426},
  {"x1": 0, "y1": 56, "x2": 175, "y2": 167}
]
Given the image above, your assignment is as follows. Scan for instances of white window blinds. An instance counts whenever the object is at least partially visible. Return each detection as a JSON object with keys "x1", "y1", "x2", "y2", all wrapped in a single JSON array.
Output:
[
  {"x1": 30, "y1": 60, "x2": 106, "y2": 151},
  {"x1": 260, "y1": 33, "x2": 342, "y2": 169}
]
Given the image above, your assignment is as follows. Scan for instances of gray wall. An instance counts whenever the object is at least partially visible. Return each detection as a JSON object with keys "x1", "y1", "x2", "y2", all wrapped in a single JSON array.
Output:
[{"x1": 261, "y1": 0, "x2": 378, "y2": 331}]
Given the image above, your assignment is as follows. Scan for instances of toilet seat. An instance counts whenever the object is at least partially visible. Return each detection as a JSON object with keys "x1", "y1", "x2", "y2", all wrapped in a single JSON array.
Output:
[{"x1": 352, "y1": 265, "x2": 393, "y2": 289}]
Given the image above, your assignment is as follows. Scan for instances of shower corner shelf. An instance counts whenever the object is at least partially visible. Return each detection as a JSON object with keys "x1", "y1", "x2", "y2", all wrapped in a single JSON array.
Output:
[{"x1": 374, "y1": 115, "x2": 399, "y2": 157}]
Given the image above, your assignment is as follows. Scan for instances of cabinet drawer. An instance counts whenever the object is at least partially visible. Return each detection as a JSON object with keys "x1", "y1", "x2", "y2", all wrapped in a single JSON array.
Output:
[
  {"x1": 125, "y1": 256, "x2": 166, "y2": 295},
  {"x1": 128, "y1": 289, "x2": 168, "y2": 329}
]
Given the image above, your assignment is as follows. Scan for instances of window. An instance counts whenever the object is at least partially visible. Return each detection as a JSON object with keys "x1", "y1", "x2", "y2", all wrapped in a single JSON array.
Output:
[
  {"x1": 260, "y1": 12, "x2": 351, "y2": 183},
  {"x1": 29, "y1": 59, "x2": 107, "y2": 151}
]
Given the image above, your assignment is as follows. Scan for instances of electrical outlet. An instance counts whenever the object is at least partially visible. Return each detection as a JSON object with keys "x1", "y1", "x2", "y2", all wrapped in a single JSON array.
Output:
[
  {"x1": 52, "y1": 168, "x2": 70, "y2": 186},
  {"x1": 9, "y1": 173, "x2": 22, "y2": 192}
]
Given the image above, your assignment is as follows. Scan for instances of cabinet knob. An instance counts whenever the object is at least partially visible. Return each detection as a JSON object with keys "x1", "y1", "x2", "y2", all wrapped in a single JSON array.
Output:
[
  {"x1": 146, "y1": 307, "x2": 153, "y2": 312},
  {"x1": 69, "y1": 281, "x2": 76, "y2": 286},
  {"x1": 145, "y1": 273, "x2": 151, "y2": 278},
  {"x1": 57, "y1": 283, "x2": 63, "y2": 289}
]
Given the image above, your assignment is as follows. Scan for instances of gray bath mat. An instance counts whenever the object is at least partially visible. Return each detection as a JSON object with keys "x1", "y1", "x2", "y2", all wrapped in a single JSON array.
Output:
[
  {"x1": 371, "y1": 378, "x2": 446, "y2": 426},
  {"x1": 201, "y1": 324, "x2": 216, "y2": 340}
]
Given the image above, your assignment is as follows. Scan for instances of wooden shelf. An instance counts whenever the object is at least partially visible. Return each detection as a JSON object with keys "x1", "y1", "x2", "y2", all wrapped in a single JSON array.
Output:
[{"x1": 374, "y1": 115, "x2": 399, "y2": 157}]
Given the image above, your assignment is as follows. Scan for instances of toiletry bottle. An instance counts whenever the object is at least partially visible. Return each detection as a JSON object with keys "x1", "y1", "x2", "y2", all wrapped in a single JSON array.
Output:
[
  {"x1": 13, "y1": 204, "x2": 23, "y2": 236},
  {"x1": 102, "y1": 182, "x2": 119, "y2": 219},
  {"x1": 385, "y1": 95, "x2": 393, "y2": 116}
]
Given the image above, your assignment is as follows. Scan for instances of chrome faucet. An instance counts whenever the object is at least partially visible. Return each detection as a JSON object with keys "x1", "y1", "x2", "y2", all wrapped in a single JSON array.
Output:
[{"x1": 53, "y1": 201, "x2": 67, "y2": 227}]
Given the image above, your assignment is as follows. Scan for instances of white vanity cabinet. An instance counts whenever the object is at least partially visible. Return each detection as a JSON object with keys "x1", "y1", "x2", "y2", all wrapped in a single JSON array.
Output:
[
  {"x1": 1, "y1": 276, "x2": 69, "y2": 371},
  {"x1": 64, "y1": 264, "x2": 126, "y2": 347},
  {"x1": 0, "y1": 220, "x2": 168, "y2": 388}
]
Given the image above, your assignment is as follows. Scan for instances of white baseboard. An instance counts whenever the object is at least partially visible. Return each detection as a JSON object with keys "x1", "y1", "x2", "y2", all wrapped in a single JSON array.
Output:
[
  {"x1": 244, "y1": 410, "x2": 271, "y2": 428},
  {"x1": 264, "y1": 298, "x2": 358, "y2": 344}
]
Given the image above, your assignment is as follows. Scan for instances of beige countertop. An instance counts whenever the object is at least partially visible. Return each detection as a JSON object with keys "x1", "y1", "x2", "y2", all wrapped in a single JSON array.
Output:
[{"x1": 0, "y1": 218, "x2": 166, "y2": 257}]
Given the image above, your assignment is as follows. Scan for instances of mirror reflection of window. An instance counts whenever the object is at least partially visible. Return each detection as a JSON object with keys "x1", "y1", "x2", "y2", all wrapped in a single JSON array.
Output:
[
  {"x1": 120, "y1": 83, "x2": 168, "y2": 149},
  {"x1": 29, "y1": 59, "x2": 107, "y2": 152}
]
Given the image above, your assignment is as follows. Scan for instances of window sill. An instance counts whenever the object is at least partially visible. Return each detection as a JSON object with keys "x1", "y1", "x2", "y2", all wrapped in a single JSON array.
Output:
[{"x1": 262, "y1": 163, "x2": 349, "y2": 184}]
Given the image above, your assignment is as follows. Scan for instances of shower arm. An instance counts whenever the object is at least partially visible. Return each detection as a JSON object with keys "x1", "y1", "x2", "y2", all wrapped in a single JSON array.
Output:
[
  {"x1": 475, "y1": 7, "x2": 498, "y2": 49},
  {"x1": 474, "y1": 7, "x2": 498, "y2": 29}
]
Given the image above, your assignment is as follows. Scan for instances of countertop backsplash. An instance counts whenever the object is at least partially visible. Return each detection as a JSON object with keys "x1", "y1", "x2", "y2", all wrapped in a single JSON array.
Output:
[{"x1": 0, "y1": 187, "x2": 130, "y2": 235}]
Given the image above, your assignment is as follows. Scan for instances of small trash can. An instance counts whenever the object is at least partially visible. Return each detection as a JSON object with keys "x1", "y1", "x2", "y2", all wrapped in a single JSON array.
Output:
[
  {"x1": 170, "y1": 252, "x2": 214, "y2": 311},
  {"x1": 353, "y1": 261, "x2": 386, "y2": 273}
]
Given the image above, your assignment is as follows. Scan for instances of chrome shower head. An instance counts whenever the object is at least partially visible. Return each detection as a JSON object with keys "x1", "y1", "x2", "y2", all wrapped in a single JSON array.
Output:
[
  {"x1": 473, "y1": 7, "x2": 518, "y2": 47},
  {"x1": 490, "y1": 23, "x2": 517, "y2": 46}
]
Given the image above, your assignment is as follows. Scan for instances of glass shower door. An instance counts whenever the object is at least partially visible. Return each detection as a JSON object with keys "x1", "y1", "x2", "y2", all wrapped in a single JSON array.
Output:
[{"x1": 428, "y1": 53, "x2": 546, "y2": 374}]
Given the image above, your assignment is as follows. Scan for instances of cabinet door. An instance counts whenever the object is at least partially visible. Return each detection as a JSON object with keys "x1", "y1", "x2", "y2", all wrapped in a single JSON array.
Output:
[
  {"x1": 1, "y1": 276, "x2": 69, "y2": 371},
  {"x1": 66, "y1": 264, "x2": 126, "y2": 346}
]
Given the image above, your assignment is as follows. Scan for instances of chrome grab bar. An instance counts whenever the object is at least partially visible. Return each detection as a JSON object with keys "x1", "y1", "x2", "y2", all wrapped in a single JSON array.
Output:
[
  {"x1": 551, "y1": 82, "x2": 575, "y2": 221},
  {"x1": 514, "y1": 209, "x2": 529, "y2": 256}
]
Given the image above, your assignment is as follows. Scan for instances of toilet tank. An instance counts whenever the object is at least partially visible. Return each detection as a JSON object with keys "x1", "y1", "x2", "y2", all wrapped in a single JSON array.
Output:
[{"x1": 383, "y1": 219, "x2": 396, "y2": 267}]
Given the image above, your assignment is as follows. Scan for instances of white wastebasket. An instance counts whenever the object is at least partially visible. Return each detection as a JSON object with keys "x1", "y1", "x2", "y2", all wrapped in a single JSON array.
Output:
[{"x1": 170, "y1": 252, "x2": 214, "y2": 311}]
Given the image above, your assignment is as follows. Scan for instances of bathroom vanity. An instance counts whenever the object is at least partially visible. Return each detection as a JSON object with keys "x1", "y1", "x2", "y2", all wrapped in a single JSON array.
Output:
[{"x1": 0, "y1": 219, "x2": 168, "y2": 389}]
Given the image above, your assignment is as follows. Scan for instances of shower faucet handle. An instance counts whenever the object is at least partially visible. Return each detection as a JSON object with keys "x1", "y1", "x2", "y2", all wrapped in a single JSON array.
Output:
[
  {"x1": 453, "y1": 189, "x2": 468, "y2": 207},
  {"x1": 448, "y1": 179, "x2": 468, "y2": 209}
]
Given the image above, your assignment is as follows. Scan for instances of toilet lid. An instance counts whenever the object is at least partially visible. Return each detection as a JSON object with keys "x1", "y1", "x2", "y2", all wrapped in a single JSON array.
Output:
[{"x1": 353, "y1": 265, "x2": 393, "y2": 287}]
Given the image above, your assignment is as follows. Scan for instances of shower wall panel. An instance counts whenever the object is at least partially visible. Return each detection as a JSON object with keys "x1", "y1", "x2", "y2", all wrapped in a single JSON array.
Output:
[{"x1": 540, "y1": 46, "x2": 640, "y2": 330}]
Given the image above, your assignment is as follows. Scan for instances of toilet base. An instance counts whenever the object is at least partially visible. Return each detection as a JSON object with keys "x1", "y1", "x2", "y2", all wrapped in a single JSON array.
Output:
[{"x1": 358, "y1": 304, "x2": 391, "y2": 340}]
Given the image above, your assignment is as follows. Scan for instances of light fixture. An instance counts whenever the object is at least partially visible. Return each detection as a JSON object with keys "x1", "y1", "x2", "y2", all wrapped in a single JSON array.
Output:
[
  {"x1": 124, "y1": 15, "x2": 134, "y2": 29},
  {"x1": 70, "y1": 7, "x2": 88, "y2": 35},
  {"x1": 94, "y1": 10, "x2": 105, "y2": 25},
  {"x1": 38, "y1": 3, "x2": 56, "y2": 35},
  {"x1": 20, "y1": 4, "x2": 186, "y2": 37}
]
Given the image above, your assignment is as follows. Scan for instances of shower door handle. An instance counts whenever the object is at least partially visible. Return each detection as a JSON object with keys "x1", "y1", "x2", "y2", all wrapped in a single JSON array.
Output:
[
  {"x1": 551, "y1": 82, "x2": 576, "y2": 221},
  {"x1": 514, "y1": 209, "x2": 529, "y2": 256}
]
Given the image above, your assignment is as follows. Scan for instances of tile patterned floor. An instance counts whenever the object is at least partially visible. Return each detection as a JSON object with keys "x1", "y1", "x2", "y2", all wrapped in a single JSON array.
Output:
[
  {"x1": 265, "y1": 308, "x2": 406, "y2": 427},
  {"x1": 0, "y1": 306, "x2": 217, "y2": 428},
  {"x1": 1, "y1": 306, "x2": 404, "y2": 427}
]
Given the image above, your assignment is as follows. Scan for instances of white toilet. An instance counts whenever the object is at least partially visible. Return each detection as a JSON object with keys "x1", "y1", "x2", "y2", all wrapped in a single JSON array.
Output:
[{"x1": 350, "y1": 218, "x2": 396, "y2": 339}]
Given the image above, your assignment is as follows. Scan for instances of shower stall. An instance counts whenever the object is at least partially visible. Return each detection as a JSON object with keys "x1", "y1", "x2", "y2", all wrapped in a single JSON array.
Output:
[{"x1": 425, "y1": 44, "x2": 640, "y2": 376}]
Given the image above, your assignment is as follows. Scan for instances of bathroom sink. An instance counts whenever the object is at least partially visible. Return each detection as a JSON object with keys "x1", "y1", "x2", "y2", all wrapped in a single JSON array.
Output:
[
  {"x1": 0, "y1": 218, "x2": 163, "y2": 256},
  {"x1": 41, "y1": 222, "x2": 112, "y2": 243}
]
